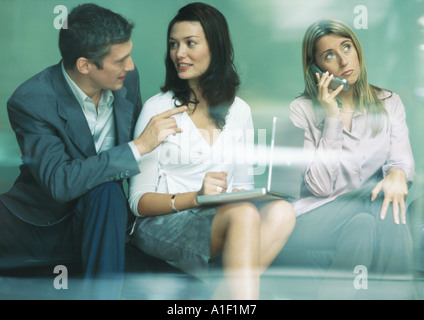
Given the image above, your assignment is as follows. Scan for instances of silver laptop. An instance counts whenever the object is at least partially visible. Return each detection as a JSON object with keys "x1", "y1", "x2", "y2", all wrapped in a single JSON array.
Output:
[{"x1": 196, "y1": 116, "x2": 305, "y2": 205}]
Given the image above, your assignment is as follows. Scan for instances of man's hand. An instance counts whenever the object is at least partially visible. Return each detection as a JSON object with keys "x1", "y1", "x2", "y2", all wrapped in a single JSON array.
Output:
[{"x1": 133, "y1": 106, "x2": 187, "y2": 156}]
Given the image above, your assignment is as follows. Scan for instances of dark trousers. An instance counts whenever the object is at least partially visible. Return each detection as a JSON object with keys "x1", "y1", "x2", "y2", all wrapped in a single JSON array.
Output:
[
  {"x1": 0, "y1": 182, "x2": 128, "y2": 298},
  {"x1": 278, "y1": 185, "x2": 415, "y2": 299}
]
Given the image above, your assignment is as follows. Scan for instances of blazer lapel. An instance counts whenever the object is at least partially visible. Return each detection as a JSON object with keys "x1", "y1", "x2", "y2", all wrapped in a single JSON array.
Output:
[
  {"x1": 113, "y1": 86, "x2": 134, "y2": 144},
  {"x1": 53, "y1": 63, "x2": 97, "y2": 157}
]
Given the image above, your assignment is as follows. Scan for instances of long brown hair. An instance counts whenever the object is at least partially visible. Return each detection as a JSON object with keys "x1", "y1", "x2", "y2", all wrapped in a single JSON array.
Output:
[{"x1": 161, "y1": 2, "x2": 240, "y2": 130}]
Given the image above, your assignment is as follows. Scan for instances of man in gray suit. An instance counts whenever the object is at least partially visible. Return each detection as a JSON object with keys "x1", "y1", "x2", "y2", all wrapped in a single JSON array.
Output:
[{"x1": 0, "y1": 3, "x2": 185, "y2": 295}]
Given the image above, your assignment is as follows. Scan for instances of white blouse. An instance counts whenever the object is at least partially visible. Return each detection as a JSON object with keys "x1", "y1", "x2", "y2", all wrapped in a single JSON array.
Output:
[{"x1": 128, "y1": 91, "x2": 255, "y2": 216}]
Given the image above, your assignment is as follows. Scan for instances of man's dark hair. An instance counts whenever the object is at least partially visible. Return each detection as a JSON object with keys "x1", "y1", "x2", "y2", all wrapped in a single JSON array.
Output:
[
  {"x1": 161, "y1": 2, "x2": 240, "y2": 130},
  {"x1": 59, "y1": 3, "x2": 134, "y2": 70}
]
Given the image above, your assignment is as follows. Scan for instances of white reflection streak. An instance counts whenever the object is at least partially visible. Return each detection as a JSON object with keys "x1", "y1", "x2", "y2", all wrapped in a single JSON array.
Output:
[
  {"x1": 158, "y1": 129, "x2": 269, "y2": 175},
  {"x1": 271, "y1": 146, "x2": 308, "y2": 167}
]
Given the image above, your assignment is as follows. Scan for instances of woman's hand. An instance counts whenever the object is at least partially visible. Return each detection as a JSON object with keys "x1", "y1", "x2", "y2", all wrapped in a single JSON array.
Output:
[
  {"x1": 198, "y1": 171, "x2": 228, "y2": 196},
  {"x1": 315, "y1": 71, "x2": 344, "y2": 118},
  {"x1": 371, "y1": 168, "x2": 409, "y2": 224}
]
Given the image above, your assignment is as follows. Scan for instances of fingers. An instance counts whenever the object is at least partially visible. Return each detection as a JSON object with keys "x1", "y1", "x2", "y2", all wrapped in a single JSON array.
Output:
[
  {"x1": 316, "y1": 71, "x2": 333, "y2": 90},
  {"x1": 149, "y1": 106, "x2": 188, "y2": 138},
  {"x1": 201, "y1": 172, "x2": 228, "y2": 195},
  {"x1": 150, "y1": 107, "x2": 187, "y2": 138},
  {"x1": 316, "y1": 72, "x2": 344, "y2": 93},
  {"x1": 157, "y1": 105, "x2": 188, "y2": 119},
  {"x1": 380, "y1": 196, "x2": 406, "y2": 225},
  {"x1": 155, "y1": 106, "x2": 188, "y2": 134},
  {"x1": 331, "y1": 82, "x2": 345, "y2": 98},
  {"x1": 322, "y1": 73, "x2": 334, "y2": 91},
  {"x1": 373, "y1": 181, "x2": 407, "y2": 224},
  {"x1": 134, "y1": 106, "x2": 187, "y2": 156},
  {"x1": 371, "y1": 181, "x2": 382, "y2": 202},
  {"x1": 399, "y1": 200, "x2": 407, "y2": 225},
  {"x1": 379, "y1": 197, "x2": 390, "y2": 221},
  {"x1": 157, "y1": 127, "x2": 180, "y2": 141},
  {"x1": 392, "y1": 198, "x2": 400, "y2": 225},
  {"x1": 315, "y1": 71, "x2": 342, "y2": 116},
  {"x1": 391, "y1": 195, "x2": 407, "y2": 225},
  {"x1": 209, "y1": 172, "x2": 228, "y2": 193}
]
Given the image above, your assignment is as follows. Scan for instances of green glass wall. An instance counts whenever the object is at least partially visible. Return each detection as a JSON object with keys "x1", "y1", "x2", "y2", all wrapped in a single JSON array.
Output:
[{"x1": 0, "y1": 0, "x2": 423, "y2": 201}]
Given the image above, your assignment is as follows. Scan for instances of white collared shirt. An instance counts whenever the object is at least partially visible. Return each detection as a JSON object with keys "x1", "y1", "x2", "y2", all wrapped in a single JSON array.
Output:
[
  {"x1": 62, "y1": 63, "x2": 115, "y2": 153},
  {"x1": 61, "y1": 63, "x2": 142, "y2": 161}
]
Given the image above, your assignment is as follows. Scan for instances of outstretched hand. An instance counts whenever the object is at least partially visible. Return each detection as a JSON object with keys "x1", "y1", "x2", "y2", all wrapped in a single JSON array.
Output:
[
  {"x1": 134, "y1": 106, "x2": 188, "y2": 156},
  {"x1": 371, "y1": 168, "x2": 408, "y2": 224}
]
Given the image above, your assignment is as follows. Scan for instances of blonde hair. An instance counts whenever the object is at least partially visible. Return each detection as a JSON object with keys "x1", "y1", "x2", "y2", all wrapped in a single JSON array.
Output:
[{"x1": 302, "y1": 19, "x2": 389, "y2": 137}]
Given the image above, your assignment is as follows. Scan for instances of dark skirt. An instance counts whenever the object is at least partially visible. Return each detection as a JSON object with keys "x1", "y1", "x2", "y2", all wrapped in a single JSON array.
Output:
[{"x1": 130, "y1": 206, "x2": 219, "y2": 279}]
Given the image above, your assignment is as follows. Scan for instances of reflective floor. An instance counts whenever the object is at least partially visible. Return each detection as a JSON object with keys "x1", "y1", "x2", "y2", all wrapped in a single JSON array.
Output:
[
  {"x1": 0, "y1": 266, "x2": 423, "y2": 300},
  {"x1": 0, "y1": 130, "x2": 423, "y2": 301}
]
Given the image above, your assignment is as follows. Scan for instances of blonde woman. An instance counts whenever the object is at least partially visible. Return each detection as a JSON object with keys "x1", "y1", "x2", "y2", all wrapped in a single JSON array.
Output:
[{"x1": 285, "y1": 19, "x2": 415, "y2": 299}]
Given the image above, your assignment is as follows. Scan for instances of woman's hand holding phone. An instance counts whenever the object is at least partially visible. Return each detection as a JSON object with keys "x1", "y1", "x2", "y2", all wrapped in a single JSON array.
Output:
[{"x1": 315, "y1": 71, "x2": 345, "y2": 118}]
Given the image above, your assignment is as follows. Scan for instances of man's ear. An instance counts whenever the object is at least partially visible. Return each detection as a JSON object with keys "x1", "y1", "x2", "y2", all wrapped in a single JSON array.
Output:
[{"x1": 75, "y1": 57, "x2": 92, "y2": 75}]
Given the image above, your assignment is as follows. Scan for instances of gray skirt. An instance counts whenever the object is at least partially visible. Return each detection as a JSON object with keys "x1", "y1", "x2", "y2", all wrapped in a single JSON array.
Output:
[{"x1": 130, "y1": 206, "x2": 219, "y2": 279}]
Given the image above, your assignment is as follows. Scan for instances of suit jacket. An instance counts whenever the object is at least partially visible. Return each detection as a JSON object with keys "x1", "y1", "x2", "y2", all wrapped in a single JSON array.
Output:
[{"x1": 0, "y1": 62, "x2": 143, "y2": 226}]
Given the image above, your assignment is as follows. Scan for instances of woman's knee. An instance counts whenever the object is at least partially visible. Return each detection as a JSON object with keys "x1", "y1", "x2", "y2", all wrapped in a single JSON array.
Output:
[
  {"x1": 216, "y1": 201, "x2": 260, "y2": 224},
  {"x1": 213, "y1": 202, "x2": 261, "y2": 238},
  {"x1": 210, "y1": 202, "x2": 260, "y2": 256},
  {"x1": 261, "y1": 200, "x2": 296, "y2": 231}
]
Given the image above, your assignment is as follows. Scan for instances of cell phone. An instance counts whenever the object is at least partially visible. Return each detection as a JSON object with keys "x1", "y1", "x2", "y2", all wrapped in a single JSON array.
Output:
[{"x1": 311, "y1": 64, "x2": 349, "y2": 91}]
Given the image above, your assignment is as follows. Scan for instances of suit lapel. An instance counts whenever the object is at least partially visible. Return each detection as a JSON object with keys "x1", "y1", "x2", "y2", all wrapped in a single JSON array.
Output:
[
  {"x1": 53, "y1": 63, "x2": 97, "y2": 157},
  {"x1": 113, "y1": 86, "x2": 134, "y2": 145}
]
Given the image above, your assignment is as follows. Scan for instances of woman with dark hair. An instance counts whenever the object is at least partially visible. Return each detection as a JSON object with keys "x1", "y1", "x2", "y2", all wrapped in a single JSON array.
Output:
[
  {"x1": 161, "y1": 2, "x2": 239, "y2": 130},
  {"x1": 284, "y1": 18, "x2": 416, "y2": 298},
  {"x1": 128, "y1": 3, "x2": 295, "y2": 299}
]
